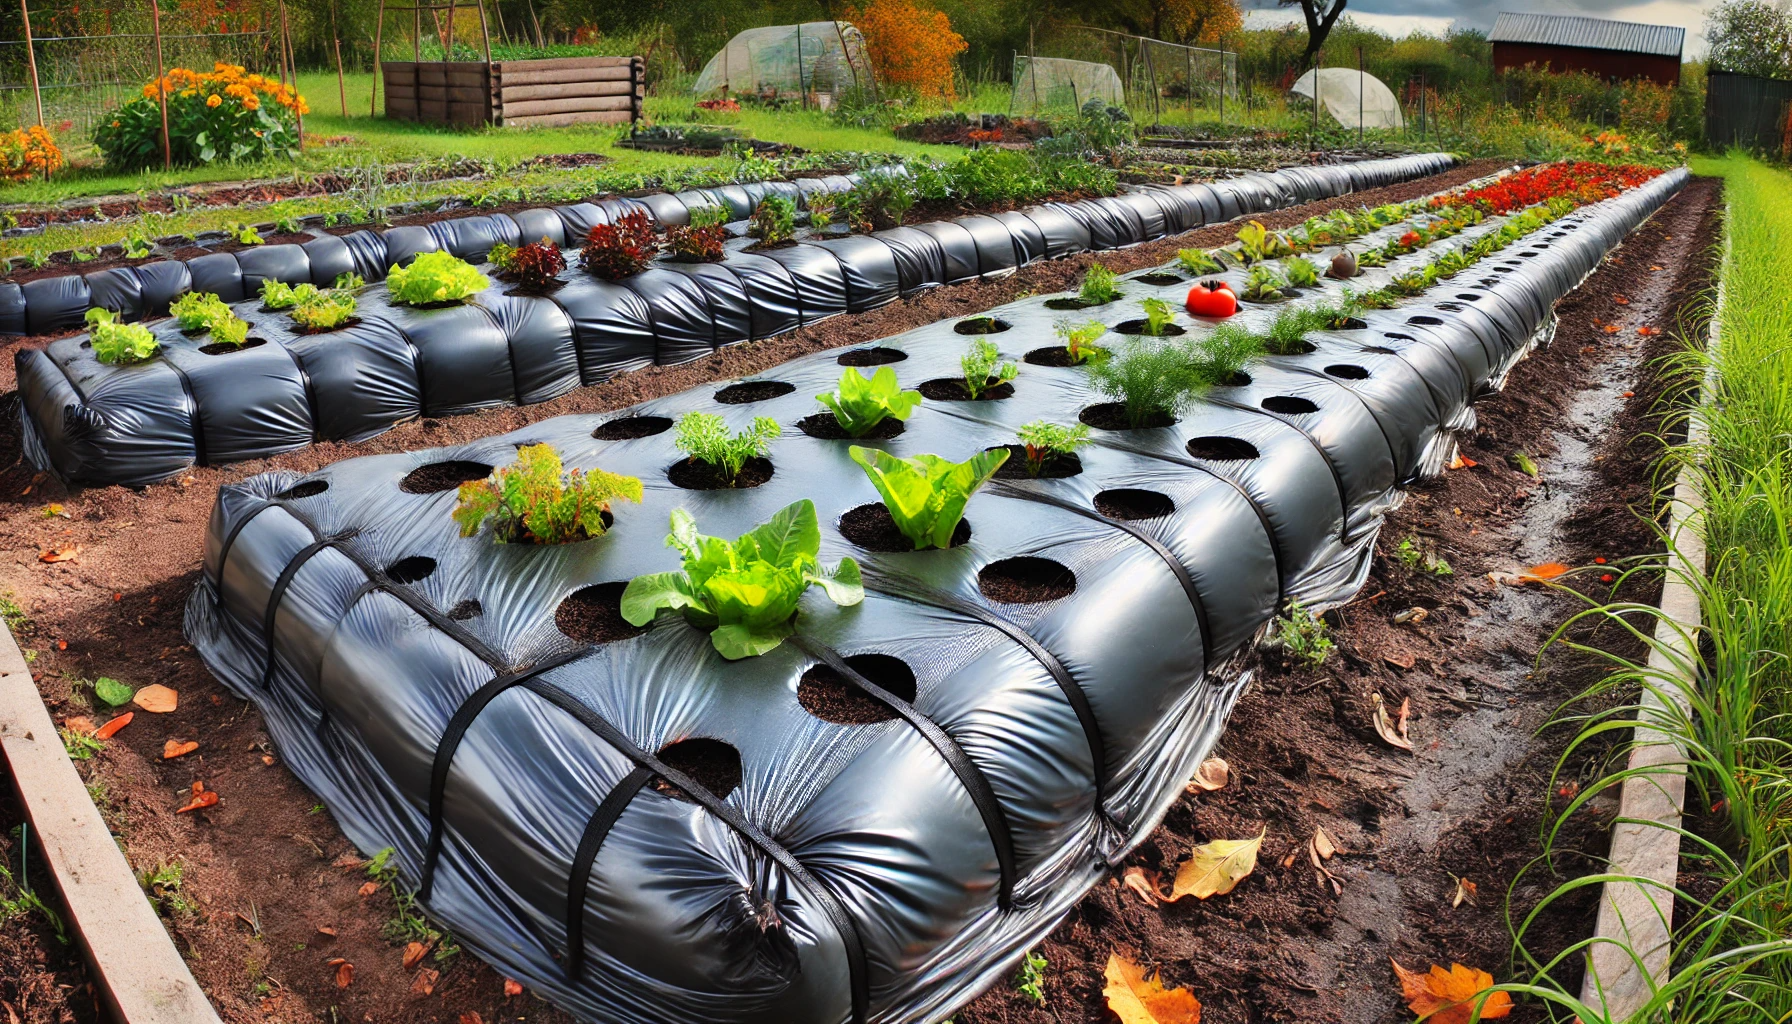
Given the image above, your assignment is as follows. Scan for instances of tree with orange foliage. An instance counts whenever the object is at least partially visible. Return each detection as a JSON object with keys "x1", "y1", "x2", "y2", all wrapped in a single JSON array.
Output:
[
  {"x1": 846, "y1": 0, "x2": 968, "y2": 105},
  {"x1": 1111, "y1": 0, "x2": 1242, "y2": 45}
]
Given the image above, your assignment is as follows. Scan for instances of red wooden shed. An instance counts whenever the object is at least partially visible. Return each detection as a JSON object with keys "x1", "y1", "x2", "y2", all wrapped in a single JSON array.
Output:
[{"x1": 1489, "y1": 12, "x2": 1684, "y2": 87}]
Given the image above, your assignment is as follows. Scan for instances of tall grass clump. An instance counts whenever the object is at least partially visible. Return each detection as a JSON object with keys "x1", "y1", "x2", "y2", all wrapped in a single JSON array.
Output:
[{"x1": 1505, "y1": 154, "x2": 1792, "y2": 1022}]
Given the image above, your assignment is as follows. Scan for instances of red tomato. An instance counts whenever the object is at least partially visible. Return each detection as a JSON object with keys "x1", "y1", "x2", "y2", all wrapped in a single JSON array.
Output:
[{"x1": 1185, "y1": 280, "x2": 1237, "y2": 318}]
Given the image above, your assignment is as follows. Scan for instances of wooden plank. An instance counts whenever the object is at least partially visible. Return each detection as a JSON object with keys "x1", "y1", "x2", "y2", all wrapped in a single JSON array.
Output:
[
  {"x1": 503, "y1": 109, "x2": 633, "y2": 127},
  {"x1": 384, "y1": 83, "x2": 418, "y2": 99},
  {"x1": 494, "y1": 55, "x2": 632, "y2": 72},
  {"x1": 0, "y1": 626, "x2": 225, "y2": 1024},
  {"x1": 494, "y1": 65, "x2": 637, "y2": 87},
  {"x1": 499, "y1": 80, "x2": 636, "y2": 102},
  {"x1": 416, "y1": 68, "x2": 489, "y2": 88},
  {"x1": 500, "y1": 94, "x2": 633, "y2": 117},
  {"x1": 413, "y1": 84, "x2": 490, "y2": 103}
]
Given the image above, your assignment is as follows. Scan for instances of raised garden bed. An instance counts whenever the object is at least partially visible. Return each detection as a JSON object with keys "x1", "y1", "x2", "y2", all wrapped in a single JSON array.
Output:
[
  {"x1": 381, "y1": 56, "x2": 644, "y2": 128},
  {"x1": 177, "y1": 168, "x2": 1685, "y2": 1024}
]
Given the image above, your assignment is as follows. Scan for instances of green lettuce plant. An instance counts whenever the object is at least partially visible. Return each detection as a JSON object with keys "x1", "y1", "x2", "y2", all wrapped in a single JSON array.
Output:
[
  {"x1": 169, "y1": 291, "x2": 234, "y2": 333},
  {"x1": 619, "y1": 499, "x2": 863, "y2": 660},
  {"x1": 1284, "y1": 256, "x2": 1321, "y2": 288},
  {"x1": 673, "y1": 412, "x2": 780, "y2": 484},
  {"x1": 961, "y1": 338, "x2": 1018, "y2": 398},
  {"x1": 1016, "y1": 421, "x2": 1091, "y2": 476},
  {"x1": 85, "y1": 308, "x2": 159, "y2": 365},
  {"x1": 1056, "y1": 320, "x2": 1107, "y2": 364},
  {"x1": 749, "y1": 195, "x2": 796, "y2": 243},
  {"x1": 817, "y1": 366, "x2": 921, "y2": 436},
  {"x1": 1139, "y1": 297, "x2": 1176, "y2": 336},
  {"x1": 386, "y1": 251, "x2": 490, "y2": 306},
  {"x1": 848, "y1": 446, "x2": 1008, "y2": 550},
  {"x1": 259, "y1": 279, "x2": 319, "y2": 310},
  {"x1": 1241, "y1": 264, "x2": 1287, "y2": 302},
  {"x1": 291, "y1": 291, "x2": 358, "y2": 331},
  {"x1": 1078, "y1": 261, "x2": 1120, "y2": 305},
  {"x1": 1177, "y1": 248, "x2": 1224, "y2": 275},
  {"x1": 208, "y1": 315, "x2": 250, "y2": 348},
  {"x1": 453, "y1": 443, "x2": 642, "y2": 544},
  {"x1": 333, "y1": 271, "x2": 366, "y2": 291}
]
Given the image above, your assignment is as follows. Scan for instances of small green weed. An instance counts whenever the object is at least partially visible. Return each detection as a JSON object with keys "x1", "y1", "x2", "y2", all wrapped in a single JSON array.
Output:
[
  {"x1": 1396, "y1": 536, "x2": 1453, "y2": 576},
  {"x1": 366, "y1": 848, "x2": 459, "y2": 961},
  {"x1": 1015, "y1": 950, "x2": 1048, "y2": 1005},
  {"x1": 1271, "y1": 601, "x2": 1334, "y2": 667},
  {"x1": 139, "y1": 860, "x2": 199, "y2": 917}
]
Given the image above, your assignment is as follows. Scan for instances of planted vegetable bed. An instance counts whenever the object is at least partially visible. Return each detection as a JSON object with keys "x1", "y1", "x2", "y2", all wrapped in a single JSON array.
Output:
[
  {"x1": 182, "y1": 166, "x2": 1686, "y2": 1024},
  {"x1": 13, "y1": 155, "x2": 1454, "y2": 488}
]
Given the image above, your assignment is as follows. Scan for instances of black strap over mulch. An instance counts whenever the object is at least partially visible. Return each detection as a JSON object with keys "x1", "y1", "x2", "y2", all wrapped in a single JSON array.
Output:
[
  {"x1": 564, "y1": 764, "x2": 654, "y2": 981},
  {"x1": 788, "y1": 635, "x2": 1018, "y2": 910}
]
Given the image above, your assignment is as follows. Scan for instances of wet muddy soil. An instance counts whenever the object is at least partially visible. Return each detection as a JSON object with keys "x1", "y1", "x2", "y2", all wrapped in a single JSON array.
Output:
[{"x1": 0, "y1": 157, "x2": 1680, "y2": 1024}]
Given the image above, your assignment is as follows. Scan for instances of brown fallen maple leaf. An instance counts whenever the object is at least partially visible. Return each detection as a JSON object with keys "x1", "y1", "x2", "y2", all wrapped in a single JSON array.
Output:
[
  {"x1": 1391, "y1": 959, "x2": 1512, "y2": 1023},
  {"x1": 403, "y1": 941, "x2": 428, "y2": 970},
  {"x1": 162, "y1": 739, "x2": 198, "y2": 760},
  {"x1": 410, "y1": 967, "x2": 439, "y2": 996},
  {"x1": 132, "y1": 684, "x2": 179, "y2": 713},
  {"x1": 38, "y1": 544, "x2": 79, "y2": 564},
  {"x1": 328, "y1": 958, "x2": 354, "y2": 989},
  {"x1": 1103, "y1": 953, "x2": 1201, "y2": 1024}
]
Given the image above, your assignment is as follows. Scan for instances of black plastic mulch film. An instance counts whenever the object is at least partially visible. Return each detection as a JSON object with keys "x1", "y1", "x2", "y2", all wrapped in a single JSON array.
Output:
[
  {"x1": 183, "y1": 169, "x2": 1687, "y2": 1024},
  {"x1": 16, "y1": 155, "x2": 1457, "y2": 488}
]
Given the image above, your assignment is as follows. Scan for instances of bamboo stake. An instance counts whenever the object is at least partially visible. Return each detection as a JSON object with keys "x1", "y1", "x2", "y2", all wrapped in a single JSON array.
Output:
[
  {"x1": 371, "y1": 0, "x2": 386, "y2": 115},
  {"x1": 18, "y1": 0, "x2": 41, "y2": 128},
  {"x1": 280, "y1": 0, "x2": 301, "y2": 143},
  {"x1": 474, "y1": 0, "x2": 491, "y2": 64},
  {"x1": 151, "y1": 0, "x2": 171, "y2": 169},
  {"x1": 331, "y1": 0, "x2": 348, "y2": 116}
]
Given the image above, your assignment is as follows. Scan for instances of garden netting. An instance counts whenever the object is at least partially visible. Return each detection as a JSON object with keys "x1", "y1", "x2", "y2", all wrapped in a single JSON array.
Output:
[
  {"x1": 15, "y1": 154, "x2": 1454, "y2": 488},
  {"x1": 184, "y1": 168, "x2": 1687, "y2": 1024}
]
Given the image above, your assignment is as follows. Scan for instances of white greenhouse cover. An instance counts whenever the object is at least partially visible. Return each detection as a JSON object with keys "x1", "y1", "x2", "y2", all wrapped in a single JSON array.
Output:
[
  {"x1": 1289, "y1": 67, "x2": 1405, "y2": 130},
  {"x1": 692, "y1": 22, "x2": 872, "y2": 98},
  {"x1": 1011, "y1": 57, "x2": 1126, "y2": 114}
]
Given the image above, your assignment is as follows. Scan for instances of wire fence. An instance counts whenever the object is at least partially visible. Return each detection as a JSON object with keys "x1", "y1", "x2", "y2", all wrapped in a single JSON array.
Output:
[{"x1": 1013, "y1": 26, "x2": 1236, "y2": 119}]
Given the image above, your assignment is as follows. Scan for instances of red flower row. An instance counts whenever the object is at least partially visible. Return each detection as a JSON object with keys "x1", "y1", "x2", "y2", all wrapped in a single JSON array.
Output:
[{"x1": 1432, "y1": 162, "x2": 1664, "y2": 217}]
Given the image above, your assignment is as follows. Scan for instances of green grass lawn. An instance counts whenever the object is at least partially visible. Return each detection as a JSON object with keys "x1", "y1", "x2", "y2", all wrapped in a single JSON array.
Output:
[{"x1": 0, "y1": 70, "x2": 960, "y2": 207}]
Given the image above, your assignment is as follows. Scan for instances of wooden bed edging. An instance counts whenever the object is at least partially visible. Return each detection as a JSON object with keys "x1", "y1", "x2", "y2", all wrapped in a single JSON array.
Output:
[
  {"x1": 0, "y1": 624, "x2": 223, "y2": 1024},
  {"x1": 382, "y1": 55, "x2": 644, "y2": 127},
  {"x1": 1577, "y1": 214, "x2": 1720, "y2": 1018}
]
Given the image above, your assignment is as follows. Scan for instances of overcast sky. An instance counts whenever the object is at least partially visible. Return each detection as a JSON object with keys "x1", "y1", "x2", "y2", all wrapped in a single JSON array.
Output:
[{"x1": 1242, "y1": 0, "x2": 1715, "y2": 57}]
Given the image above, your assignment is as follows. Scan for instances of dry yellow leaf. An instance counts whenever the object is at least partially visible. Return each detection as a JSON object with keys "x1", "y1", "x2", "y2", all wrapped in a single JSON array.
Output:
[
  {"x1": 1121, "y1": 865, "x2": 1163, "y2": 906},
  {"x1": 1372, "y1": 693, "x2": 1413, "y2": 752},
  {"x1": 1170, "y1": 827, "x2": 1264, "y2": 900},
  {"x1": 1187, "y1": 757, "x2": 1230, "y2": 793},
  {"x1": 133, "y1": 684, "x2": 179, "y2": 713},
  {"x1": 1102, "y1": 953, "x2": 1201, "y2": 1024}
]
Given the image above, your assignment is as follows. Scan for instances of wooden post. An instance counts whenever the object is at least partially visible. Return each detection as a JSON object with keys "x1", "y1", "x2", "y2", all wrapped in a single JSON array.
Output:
[
  {"x1": 1028, "y1": 22, "x2": 1037, "y2": 112},
  {"x1": 18, "y1": 0, "x2": 42, "y2": 128},
  {"x1": 280, "y1": 0, "x2": 301, "y2": 143},
  {"x1": 151, "y1": 0, "x2": 171, "y2": 170},
  {"x1": 1357, "y1": 46, "x2": 1363, "y2": 145},
  {"x1": 371, "y1": 0, "x2": 386, "y2": 116},
  {"x1": 524, "y1": 0, "x2": 542, "y2": 49},
  {"x1": 332, "y1": 0, "x2": 348, "y2": 115},
  {"x1": 445, "y1": 0, "x2": 456, "y2": 63},
  {"x1": 475, "y1": 0, "x2": 491, "y2": 64},
  {"x1": 796, "y1": 22, "x2": 807, "y2": 109}
]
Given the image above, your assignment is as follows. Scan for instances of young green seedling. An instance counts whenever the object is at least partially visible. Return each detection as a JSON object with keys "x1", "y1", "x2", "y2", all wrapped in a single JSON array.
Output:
[
  {"x1": 961, "y1": 339, "x2": 1018, "y2": 399},
  {"x1": 673, "y1": 412, "x2": 781, "y2": 484},
  {"x1": 849, "y1": 446, "x2": 1009, "y2": 549},
  {"x1": 817, "y1": 366, "x2": 922, "y2": 436},
  {"x1": 1016, "y1": 421, "x2": 1091, "y2": 476}
]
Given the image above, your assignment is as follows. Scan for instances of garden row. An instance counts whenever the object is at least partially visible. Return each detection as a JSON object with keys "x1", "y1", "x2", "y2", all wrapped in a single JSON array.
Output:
[
  {"x1": 183, "y1": 166, "x2": 1686, "y2": 1024},
  {"x1": 15, "y1": 154, "x2": 1455, "y2": 487}
]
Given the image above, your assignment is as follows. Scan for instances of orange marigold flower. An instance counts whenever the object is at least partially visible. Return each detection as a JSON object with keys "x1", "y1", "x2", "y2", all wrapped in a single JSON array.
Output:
[
  {"x1": 206, "y1": 93, "x2": 222, "y2": 107},
  {"x1": 243, "y1": 96, "x2": 260, "y2": 111}
]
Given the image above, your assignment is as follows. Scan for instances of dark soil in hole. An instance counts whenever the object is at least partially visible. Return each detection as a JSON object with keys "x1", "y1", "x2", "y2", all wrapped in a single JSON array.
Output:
[
  {"x1": 651, "y1": 738, "x2": 743, "y2": 802},
  {"x1": 743, "y1": 239, "x2": 800, "y2": 253},
  {"x1": 1132, "y1": 273, "x2": 1183, "y2": 286},
  {"x1": 1024, "y1": 346, "x2": 1089, "y2": 367},
  {"x1": 839, "y1": 502, "x2": 970, "y2": 552},
  {"x1": 293, "y1": 317, "x2": 364, "y2": 336},
  {"x1": 989, "y1": 444, "x2": 1082, "y2": 480},
  {"x1": 1095, "y1": 488, "x2": 1175, "y2": 520},
  {"x1": 1326, "y1": 364, "x2": 1370, "y2": 380},
  {"x1": 554, "y1": 582, "x2": 645, "y2": 644},
  {"x1": 1218, "y1": 371, "x2": 1251, "y2": 387},
  {"x1": 798, "y1": 413, "x2": 905, "y2": 440},
  {"x1": 1266, "y1": 340, "x2": 1317, "y2": 355},
  {"x1": 798, "y1": 653, "x2": 919, "y2": 724},
  {"x1": 593, "y1": 415, "x2": 673, "y2": 440},
  {"x1": 919, "y1": 377, "x2": 1015, "y2": 401},
  {"x1": 715, "y1": 380, "x2": 795, "y2": 404},
  {"x1": 1332, "y1": 317, "x2": 1369, "y2": 330},
  {"x1": 400, "y1": 460, "x2": 493, "y2": 494},
  {"x1": 977, "y1": 556, "x2": 1076, "y2": 604},
  {"x1": 1113, "y1": 320, "x2": 1187, "y2": 337},
  {"x1": 667, "y1": 457, "x2": 773, "y2": 489},
  {"x1": 1044, "y1": 296, "x2": 1117, "y2": 310},
  {"x1": 385, "y1": 556, "x2": 436, "y2": 584},
  {"x1": 448, "y1": 598, "x2": 483, "y2": 620},
  {"x1": 837, "y1": 346, "x2": 908, "y2": 366},
  {"x1": 1080, "y1": 403, "x2": 1174, "y2": 430},
  {"x1": 502, "y1": 281, "x2": 567, "y2": 298},
  {"x1": 1186, "y1": 436, "x2": 1260, "y2": 461},
  {"x1": 954, "y1": 316, "x2": 1011, "y2": 335},
  {"x1": 277, "y1": 479, "x2": 328, "y2": 499},
  {"x1": 1261, "y1": 395, "x2": 1319, "y2": 415},
  {"x1": 198, "y1": 338, "x2": 268, "y2": 355}
]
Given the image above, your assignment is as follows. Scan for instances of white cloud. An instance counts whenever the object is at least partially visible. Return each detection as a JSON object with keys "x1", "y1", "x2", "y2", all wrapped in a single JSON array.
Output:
[
  {"x1": 1242, "y1": 8, "x2": 1456, "y2": 38},
  {"x1": 1241, "y1": 0, "x2": 1716, "y2": 58}
]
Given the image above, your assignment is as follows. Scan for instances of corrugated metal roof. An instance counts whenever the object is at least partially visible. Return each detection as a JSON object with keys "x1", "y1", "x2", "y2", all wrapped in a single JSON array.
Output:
[{"x1": 1489, "y1": 12, "x2": 1684, "y2": 59}]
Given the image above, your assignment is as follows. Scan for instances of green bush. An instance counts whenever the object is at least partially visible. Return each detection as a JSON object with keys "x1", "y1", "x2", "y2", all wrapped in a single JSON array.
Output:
[
  {"x1": 749, "y1": 196, "x2": 796, "y2": 243},
  {"x1": 93, "y1": 66, "x2": 304, "y2": 171},
  {"x1": 85, "y1": 308, "x2": 159, "y2": 365},
  {"x1": 453, "y1": 443, "x2": 642, "y2": 545}
]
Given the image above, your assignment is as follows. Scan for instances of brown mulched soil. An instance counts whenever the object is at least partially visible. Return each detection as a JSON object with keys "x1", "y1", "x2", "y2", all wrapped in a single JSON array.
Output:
[
  {"x1": 0, "y1": 763, "x2": 101, "y2": 1024},
  {"x1": 959, "y1": 175, "x2": 1722, "y2": 1023},
  {"x1": 2, "y1": 156, "x2": 1702, "y2": 1024}
]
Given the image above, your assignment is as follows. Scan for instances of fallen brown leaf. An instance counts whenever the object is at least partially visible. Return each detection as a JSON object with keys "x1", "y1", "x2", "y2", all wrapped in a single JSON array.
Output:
[
  {"x1": 1170, "y1": 828, "x2": 1264, "y2": 900},
  {"x1": 1392, "y1": 607, "x2": 1428, "y2": 625},
  {"x1": 504, "y1": 978, "x2": 524, "y2": 998},
  {"x1": 38, "y1": 544, "x2": 79, "y2": 563},
  {"x1": 1103, "y1": 953, "x2": 1201, "y2": 1024},
  {"x1": 328, "y1": 958, "x2": 353, "y2": 989},
  {"x1": 132, "y1": 684, "x2": 179, "y2": 713},
  {"x1": 162, "y1": 739, "x2": 199, "y2": 760},
  {"x1": 1391, "y1": 959, "x2": 1511, "y2": 1024},
  {"x1": 1445, "y1": 452, "x2": 1477, "y2": 470},
  {"x1": 62, "y1": 716, "x2": 96, "y2": 736},
  {"x1": 1121, "y1": 865, "x2": 1163, "y2": 906},
  {"x1": 1187, "y1": 757, "x2": 1230, "y2": 793},
  {"x1": 1312, "y1": 826, "x2": 1338, "y2": 860},
  {"x1": 403, "y1": 941, "x2": 428, "y2": 970},
  {"x1": 357, "y1": 881, "x2": 379, "y2": 898},
  {"x1": 176, "y1": 784, "x2": 219, "y2": 814},
  {"x1": 410, "y1": 967, "x2": 439, "y2": 996},
  {"x1": 1384, "y1": 649, "x2": 1416, "y2": 670},
  {"x1": 1372, "y1": 693, "x2": 1413, "y2": 753},
  {"x1": 1451, "y1": 876, "x2": 1479, "y2": 908},
  {"x1": 316, "y1": 925, "x2": 337, "y2": 937},
  {"x1": 460, "y1": 1014, "x2": 486, "y2": 1024},
  {"x1": 331, "y1": 853, "x2": 367, "y2": 870}
]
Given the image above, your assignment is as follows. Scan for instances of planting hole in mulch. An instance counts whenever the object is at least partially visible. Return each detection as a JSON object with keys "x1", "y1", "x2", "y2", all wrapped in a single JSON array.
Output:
[
  {"x1": 978, "y1": 556, "x2": 1076, "y2": 604},
  {"x1": 651, "y1": 738, "x2": 742, "y2": 802},
  {"x1": 199, "y1": 338, "x2": 268, "y2": 356},
  {"x1": 799, "y1": 413, "x2": 905, "y2": 440},
  {"x1": 294, "y1": 318, "x2": 363, "y2": 336},
  {"x1": 276, "y1": 480, "x2": 328, "y2": 500},
  {"x1": 1023, "y1": 346, "x2": 1089, "y2": 367},
  {"x1": 667, "y1": 457, "x2": 774, "y2": 490},
  {"x1": 1331, "y1": 316, "x2": 1369, "y2": 330},
  {"x1": 989, "y1": 444, "x2": 1082, "y2": 479},
  {"x1": 448, "y1": 599, "x2": 483, "y2": 620},
  {"x1": 1325, "y1": 363, "x2": 1370, "y2": 380},
  {"x1": 840, "y1": 503, "x2": 970, "y2": 551},
  {"x1": 1186, "y1": 436, "x2": 1260, "y2": 461},
  {"x1": 1407, "y1": 315, "x2": 1445, "y2": 327},
  {"x1": 1131, "y1": 272, "x2": 1183, "y2": 286},
  {"x1": 385, "y1": 556, "x2": 437, "y2": 584},
  {"x1": 1218, "y1": 371, "x2": 1252, "y2": 387},
  {"x1": 837, "y1": 346, "x2": 908, "y2": 366},
  {"x1": 1363, "y1": 344, "x2": 1399, "y2": 355},
  {"x1": 919, "y1": 378, "x2": 1015, "y2": 401},
  {"x1": 1079, "y1": 403, "x2": 1175, "y2": 430},
  {"x1": 1261, "y1": 395, "x2": 1320, "y2": 415},
  {"x1": 1272, "y1": 340, "x2": 1317, "y2": 354},
  {"x1": 593, "y1": 415, "x2": 673, "y2": 440},
  {"x1": 1094, "y1": 488, "x2": 1176, "y2": 520},
  {"x1": 554, "y1": 582, "x2": 645, "y2": 645},
  {"x1": 798, "y1": 654, "x2": 919, "y2": 725},
  {"x1": 953, "y1": 316, "x2": 1011, "y2": 335},
  {"x1": 400, "y1": 460, "x2": 493, "y2": 494},
  {"x1": 1113, "y1": 320, "x2": 1187, "y2": 337},
  {"x1": 1044, "y1": 295, "x2": 1116, "y2": 310},
  {"x1": 715, "y1": 380, "x2": 795, "y2": 404}
]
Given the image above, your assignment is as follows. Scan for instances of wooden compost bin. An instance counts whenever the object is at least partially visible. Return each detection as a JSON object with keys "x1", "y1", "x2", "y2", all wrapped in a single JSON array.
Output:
[{"x1": 381, "y1": 55, "x2": 643, "y2": 127}]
